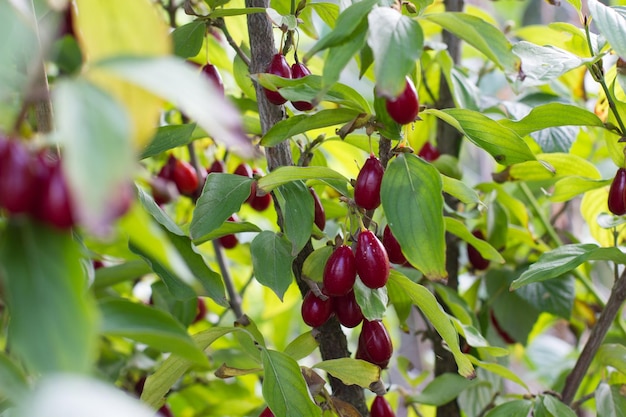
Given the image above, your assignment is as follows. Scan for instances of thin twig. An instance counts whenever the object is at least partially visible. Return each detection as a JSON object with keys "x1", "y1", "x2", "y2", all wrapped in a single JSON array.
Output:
[
  {"x1": 214, "y1": 18, "x2": 251, "y2": 67},
  {"x1": 212, "y1": 240, "x2": 244, "y2": 319}
]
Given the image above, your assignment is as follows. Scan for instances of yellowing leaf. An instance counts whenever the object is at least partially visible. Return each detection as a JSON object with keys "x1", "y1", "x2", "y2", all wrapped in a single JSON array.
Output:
[
  {"x1": 580, "y1": 187, "x2": 626, "y2": 246},
  {"x1": 75, "y1": 0, "x2": 171, "y2": 149}
]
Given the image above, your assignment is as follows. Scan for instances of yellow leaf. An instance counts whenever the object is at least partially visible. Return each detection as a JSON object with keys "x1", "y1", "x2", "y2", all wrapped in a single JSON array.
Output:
[{"x1": 74, "y1": 0, "x2": 172, "y2": 149}]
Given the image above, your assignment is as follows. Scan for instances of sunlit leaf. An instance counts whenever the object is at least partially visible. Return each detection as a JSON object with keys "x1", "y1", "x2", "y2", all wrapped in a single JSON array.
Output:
[
  {"x1": 507, "y1": 153, "x2": 601, "y2": 182},
  {"x1": 597, "y1": 344, "x2": 626, "y2": 375},
  {"x1": 445, "y1": 217, "x2": 504, "y2": 263},
  {"x1": 258, "y1": 166, "x2": 350, "y2": 195},
  {"x1": 468, "y1": 355, "x2": 529, "y2": 391},
  {"x1": 313, "y1": 358, "x2": 380, "y2": 388},
  {"x1": 284, "y1": 332, "x2": 319, "y2": 361},
  {"x1": 499, "y1": 103, "x2": 603, "y2": 136}
]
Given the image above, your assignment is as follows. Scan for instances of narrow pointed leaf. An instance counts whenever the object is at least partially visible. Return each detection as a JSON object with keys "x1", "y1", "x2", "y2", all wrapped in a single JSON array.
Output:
[
  {"x1": 499, "y1": 103, "x2": 603, "y2": 136},
  {"x1": 140, "y1": 123, "x2": 196, "y2": 159},
  {"x1": 445, "y1": 218, "x2": 504, "y2": 263},
  {"x1": 257, "y1": 166, "x2": 350, "y2": 195}
]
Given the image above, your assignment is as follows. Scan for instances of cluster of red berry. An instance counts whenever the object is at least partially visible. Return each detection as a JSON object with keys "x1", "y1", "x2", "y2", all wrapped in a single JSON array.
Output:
[
  {"x1": 0, "y1": 136, "x2": 74, "y2": 229},
  {"x1": 262, "y1": 53, "x2": 315, "y2": 111}
]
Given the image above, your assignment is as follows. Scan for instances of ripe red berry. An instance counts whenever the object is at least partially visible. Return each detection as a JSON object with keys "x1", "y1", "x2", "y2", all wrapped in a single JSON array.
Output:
[
  {"x1": 608, "y1": 167, "x2": 626, "y2": 215},
  {"x1": 234, "y1": 162, "x2": 253, "y2": 178},
  {"x1": 385, "y1": 77, "x2": 419, "y2": 125},
  {"x1": 249, "y1": 168, "x2": 272, "y2": 211},
  {"x1": 354, "y1": 154, "x2": 384, "y2": 210},
  {"x1": 418, "y1": 142, "x2": 440, "y2": 162},
  {"x1": 259, "y1": 407, "x2": 275, "y2": 417},
  {"x1": 219, "y1": 216, "x2": 239, "y2": 249},
  {"x1": 333, "y1": 290, "x2": 363, "y2": 328},
  {"x1": 263, "y1": 53, "x2": 291, "y2": 105},
  {"x1": 193, "y1": 297, "x2": 207, "y2": 324},
  {"x1": 323, "y1": 245, "x2": 357, "y2": 296},
  {"x1": 355, "y1": 229, "x2": 390, "y2": 289},
  {"x1": 489, "y1": 309, "x2": 515, "y2": 344},
  {"x1": 0, "y1": 140, "x2": 37, "y2": 214},
  {"x1": 208, "y1": 160, "x2": 226, "y2": 174},
  {"x1": 301, "y1": 291, "x2": 333, "y2": 327},
  {"x1": 171, "y1": 157, "x2": 199, "y2": 196},
  {"x1": 309, "y1": 187, "x2": 326, "y2": 231},
  {"x1": 158, "y1": 404, "x2": 174, "y2": 417},
  {"x1": 371, "y1": 395, "x2": 395, "y2": 417},
  {"x1": 201, "y1": 63, "x2": 224, "y2": 95},
  {"x1": 467, "y1": 229, "x2": 489, "y2": 271},
  {"x1": 382, "y1": 225, "x2": 406, "y2": 265},
  {"x1": 35, "y1": 160, "x2": 75, "y2": 229},
  {"x1": 358, "y1": 320, "x2": 393, "y2": 369},
  {"x1": 290, "y1": 62, "x2": 314, "y2": 111}
]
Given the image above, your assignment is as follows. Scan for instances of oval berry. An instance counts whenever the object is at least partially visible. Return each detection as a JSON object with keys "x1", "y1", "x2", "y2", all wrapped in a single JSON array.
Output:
[
  {"x1": 418, "y1": 142, "x2": 440, "y2": 162},
  {"x1": 382, "y1": 225, "x2": 406, "y2": 265},
  {"x1": 467, "y1": 229, "x2": 489, "y2": 271},
  {"x1": 355, "y1": 229, "x2": 390, "y2": 289},
  {"x1": 201, "y1": 63, "x2": 224, "y2": 95},
  {"x1": 259, "y1": 407, "x2": 275, "y2": 417},
  {"x1": 354, "y1": 155, "x2": 384, "y2": 210},
  {"x1": 385, "y1": 77, "x2": 419, "y2": 125},
  {"x1": 208, "y1": 159, "x2": 226, "y2": 173},
  {"x1": 371, "y1": 395, "x2": 395, "y2": 417},
  {"x1": 608, "y1": 167, "x2": 626, "y2": 215},
  {"x1": 290, "y1": 62, "x2": 314, "y2": 111},
  {"x1": 249, "y1": 168, "x2": 271, "y2": 211},
  {"x1": 309, "y1": 187, "x2": 326, "y2": 231},
  {"x1": 301, "y1": 291, "x2": 334, "y2": 327},
  {"x1": 234, "y1": 162, "x2": 253, "y2": 178},
  {"x1": 219, "y1": 216, "x2": 239, "y2": 249},
  {"x1": 0, "y1": 140, "x2": 37, "y2": 214},
  {"x1": 323, "y1": 245, "x2": 357, "y2": 296},
  {"x1": 333, "y1": 290, "x2": 363, "y2": 328},
  {"x1": 172, "y1": 157, "x2": 199, "y2": 196},
  {"x1": 359, "y1": 319, "x2": 393, "y2": 368},
  {"x1": 263, "y1": 53, "x2": 291, "y2": 105},
  {"x1": 35, "y1": 161, "x2": 75, "y2": 229}
]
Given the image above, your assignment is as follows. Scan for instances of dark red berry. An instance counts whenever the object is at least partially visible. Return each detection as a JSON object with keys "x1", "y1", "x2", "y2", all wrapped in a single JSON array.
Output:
[
  {"x1": 171, "y1": 157, "x2": 199, "y2": 196},
  {"x1": 354, "y1": 154, "x2": 384, "y2": 210},
  {"x1": 382, "y1": 225, "x2": 406, "y2": 265},
  {"x1": 259, "y1": 407, "x2": 275, "y2": 417},
  {"x1": 248, "y1": 168, "x2": 271, "y2": 211},
  {"x1": 151, "y1": 177, "x2": 177, "y2": 205},
  {"x1": 201, "y1": 63, "x2": 224, "y2": 95},
  {"x1": 333, "y1": 290, "x2": 363, "y2": 328},
  {"x1": 234, "y1": 162, "x2": 253, "y2": 178},
  {"x1": 208, "y1": 160, "x2": 226, "y2": 174},
  {"x1": 467, "y1": 230, "x2": 489, "y2": 271},
  {"x1": 219, "y1": 216, "x2": 239, "y2": 249},
  {"x1": 358, "y1": 320, "x2": 393, "y2": 369},
  {"x1": 489, "y1": 309, "x2": 515, "y2": 344},
  {"x1": 418, "y1": 142, "x2": 440, "y2": 162},
  {"x1": 0, "y1": 140, "x2": 37, "y2": 214},
  {"x1": 355, "y1": 229, "x2": 390, "y2": 289},
  {"x1": 158, "y1": 404, "x2": 174, "y2": 417},
  {"x1": 193, "y1": 297, "x2": 207, "y2": 324},
  {"x1": 309, "y1": 187, "x2": 326, "y2": 230},
  {"x1": 290, "y1": 62, "x2": 314, "y2": 111},
  {"x1": 371, "y1": 395, "x2": 395, "y2": 417},
  {"x1": 385, "y1": 77, "x2": 419, "y2": 125},
  {"x1": 301, "y1": 291, "x2": 333, "y2": 327},
  {"x1": 608, "y1": 168, "x2": 626, "y2": 215},
  {"x1": 263, "y1": 54, "x2": 291, "y2": 105},
  {"x1": 323, "y1": 245, "x2": 357, "y2": 296},
  {"x1": 35, "y1": 160, "x2": 75, "y2": 229}
]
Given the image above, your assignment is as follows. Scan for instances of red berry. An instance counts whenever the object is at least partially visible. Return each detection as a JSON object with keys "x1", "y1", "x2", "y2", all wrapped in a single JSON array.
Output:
[
  {"x1": 0, "y1": 140, "x2": 37, "y2": 214},
  {"x1": 290, "y1": 62, "x2": 314, "y2": 111},
  {"x1": 309, "y1": 187, "x2": 326, "y2": 230},
  {"x1": 171, "y1": 157, "x2": 199, "y2": 196},
  {"x1": 301, "y1": 291, "x2": 334, "y2": 327},
  {"x1": 259, "y1": 407, "x2": 275, "y2": 417},
  {"x1": 323, "y1": 245, "x2": 357, "y2": 296},
  {"x1": 371, "y1": 395, "x2": 395, "y2": 417},
  {"x1": 158, "y1": 404, "x2": 174, "y2": 417},
  {"x1": 249, "y1": 168, "x2": 271, "y2": 211},
  {"x1": 385, "y1": 77, "x2": 419, "y2": 125},
  {"x1": 418, "y1": 142, "x2": 440, "y2": 162},
  {"x1": 608, "y1": 168, "x2": 626, "y2": 215},
  {"x1": 354, "y1": 154, "x2": 384, "y2": 210},
  {"x1": 193, "y1": 297, "x2": 207, "y2": 324},
  {"x1": 358, "y1": 320, "x2": 393, "y2": 369},
  {"x1": 467, "y1": 230, "x2": 489, "y2": 271},
  {"x1": 208, "y1": 160, "x2": 226, "y2": 173},
  {"x1": 201, "y1": 63, "x2": 224, "y2": 95},
  {"x1": 151, "y1": 177, "x2": 177, "y2": 205},
  {"x1": 489, "y1": 309, "x2": 515, "y2": 344},
  {"x1": 355, "y1": 229, "x2": 390, "y2": 289},
  {"x1": 263, "y1": 54, "x2": 291, "y2": 105},
  {"x1": 233, "y1": 162, "x2": 253, "y2": 178},
  {"x1": 219, "y1": 216, "x2": 238, "y2": 249},
  {"x1": 382, "y1": 225, "x2": 406, "y2": 265},
  {"x1": 333, "y1": 290, "x2": 363, "y2": 328},
  {"x1": 35, "y1": 160, "x2": 75, "y2": 229}
]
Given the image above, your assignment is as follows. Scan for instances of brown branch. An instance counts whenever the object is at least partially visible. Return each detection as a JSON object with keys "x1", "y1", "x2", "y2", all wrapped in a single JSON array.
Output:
[
  {"x1": 214, "y1": 18, "x2": 251, "y2": 67},
  {"x1": 561, "y1": 270, "x2": 626, "y2": 405}
]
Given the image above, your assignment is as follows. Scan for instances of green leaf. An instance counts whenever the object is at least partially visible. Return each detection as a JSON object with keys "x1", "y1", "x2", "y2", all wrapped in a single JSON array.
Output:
[
  {"x1": 408, "y1": 373, "x2": 477, "y2": 406},
  {"x1": 99, "y1": 298, "x2": 207, "y2": 366},
  {"x1": 136, "y1": 185, "x2": 185, "y2": 236},
  {"x1": 190, "y1": 173, "x2": 253, "y2": 240},
  {"x1": 507, "y1": 153, "x2": 602, "y2": 182},
  {"x1": 442, "y1": 175, "x2": 483, "y2": 206},
  {"x1": 93, "y1": 260, "x2": 152, "y2": 291},
  {"x1": 0, "y1": 351, "x2": 28, "y2": 403},
  {"x1": 250, "y1": 231, "x2": 295, "y2": 301},
  {"x1": 261, "y1": 108, "x2": 362, "y2": 147},
  {"x1": 424, "y1": 108, "x2": 536, "y2": 166},
  {"x1": 373, "y1": 93, "x2": 403, "y2": 140},
  {"x1": 322, "y1": 21, "x2": 369, "y2": 89},
  {"x1": 0, "y1": 221, "x2": 98, "y2": 374},
  {"x1": 274, "y1": 181, "x2": 314, "y2": 255},
  {"x1": 261, "y1": 349, "x2": 322, "y2": 417},
  {"x1": 484, "y1": 400, "x2": 533, "y2": 417},
  {"x1": 140, "y1": 124, "x2": 196, "y2": 159},
  {"x1": 354, "y1": 279, "x2": 388, "y2": 321},
  {"x1": 257, "y1": 166, "x2": 350, "y2": 195},
  {"x1": 98, "y1": 56, "x2": 256, "y2": 158},
  {"x1": 596, "y1": 382, "x2": 626, "y2": 417},
  {"x1": 499, "y1": 103, "x2": 603, "y2": 137},
  {"x1": 445, "y1": 217, "x2": 504, "y2": 263},
  {"x1": 313, "y1": 358, "x2": 380, "y2": 388},
  {"x1": 387, "y1": 271, "x2": 475, "y2": 378},
  {"x1": 551, "y1": 177, "x2": 610, "y2": 202},
  {"x1": 382, "y1": 153, "x2": 447, "y2": 280},
  {"x1": 54, "y1": 79, "x2": 134, "y2": 231},
  {"x1": 302, "y1": 246, "x2": 333, "y2": 282},
  {"x1": 208, "y1": 7, "x2": 266, "y2": 17},
  {"x1": 192, "y1": 220, "x2": 262, "y2": 245},
  {"x1": 284, "y1": 332, "x2": 319, "y2": 361},
  {"x1": 171, "y1": 21, "x2": 205, "y2": 58},
  {"x1": 515, "y1": 273, "x2": 575, "y2": 319},
  {"x1": 367, "y1": 7, "x2": 423, "y2": 97},
  {"x1": 598, "y1": 344, "x2": 626, "y2": 375},
  {"x1": 588, "y1": 0, "x2": 626, "y2": 61},
  {"x1": 511, "y1": 244, "x2": 626, "y2": 290},
  {"x1": 512, "y1": 42, "x2": 589, "y2": 85},
  {"x1": 536, "y1": 394, "x2": 576, "y2": 417},
  {"x1": 424, "y1": 12, "x2": 518, "y2": 73},
  {"x1": 142, "y1": 327, "x2": 239, "y2": 408},
  {"x1": 468, "y1": 356, "x2": 529, "y2": 391}
]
